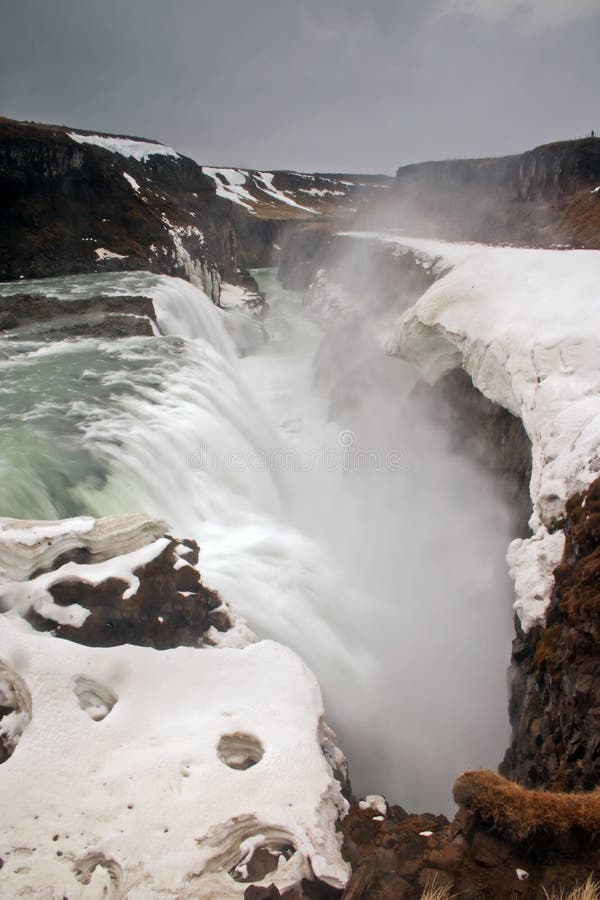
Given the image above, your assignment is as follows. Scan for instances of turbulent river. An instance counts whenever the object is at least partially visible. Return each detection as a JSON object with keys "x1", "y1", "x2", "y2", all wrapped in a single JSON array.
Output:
[{"x1": 0, "y1": 267, "x2": 514, "y2": 812}]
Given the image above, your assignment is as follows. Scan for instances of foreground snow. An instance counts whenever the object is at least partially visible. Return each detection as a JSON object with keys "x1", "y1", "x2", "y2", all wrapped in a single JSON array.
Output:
[
  {"x1": 337, "y1": 233, "x2": 600, "y2": 630},
  {"x1": 0, "y1": 516, "x2": 349, "y2": 898}
]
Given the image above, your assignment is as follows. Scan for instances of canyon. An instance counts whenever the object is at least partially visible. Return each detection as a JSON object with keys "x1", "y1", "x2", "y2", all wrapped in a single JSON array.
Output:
[{"x1": 0, "y1": 115, "x2": 599, "y2": 897}]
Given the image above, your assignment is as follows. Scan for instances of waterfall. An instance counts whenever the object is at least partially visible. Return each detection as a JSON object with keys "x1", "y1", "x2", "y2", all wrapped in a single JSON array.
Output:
[{"x1": 0, "y1": 267, "x2": 512, "y2": 812}]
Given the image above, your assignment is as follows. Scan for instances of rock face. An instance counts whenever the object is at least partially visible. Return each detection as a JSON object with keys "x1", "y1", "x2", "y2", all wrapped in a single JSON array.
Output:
[
  {"x1": 395, "y1": 139, "x2": 600, "y2": 203},
  {"x1": 0, "y1": 115, "x2": 391, "y2": 295},
  {"x1": 386, "y1": 137, "x2": 600, "y2": 248},
  {"x1": 501, "y1": 475, "x2": 600, "y2": 791},
  {"x1": 0, "y1": 117, "x2": 234, "y2": 294}
]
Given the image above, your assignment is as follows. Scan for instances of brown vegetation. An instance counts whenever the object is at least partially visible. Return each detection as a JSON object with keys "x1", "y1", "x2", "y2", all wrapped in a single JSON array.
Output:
[
  {"x1": 453, "y1": 770, "x2": 600, "y2": 843},
  {"x1": 420, "y1": 875, "x2": 456, "y2": 899},
  {"x1": 544, "y1": 876, "x2": 600, "y2": 900}
]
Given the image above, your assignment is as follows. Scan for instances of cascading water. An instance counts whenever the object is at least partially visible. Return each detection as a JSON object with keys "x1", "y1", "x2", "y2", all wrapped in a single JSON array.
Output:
[{"x1": 0, "y1": 267, "x2": 513, "y2": 812}]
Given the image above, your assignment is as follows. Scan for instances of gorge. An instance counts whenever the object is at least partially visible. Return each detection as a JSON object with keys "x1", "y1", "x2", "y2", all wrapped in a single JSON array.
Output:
[{"x1": 0, "y1": 115, "x2": 600, "y2": 898}]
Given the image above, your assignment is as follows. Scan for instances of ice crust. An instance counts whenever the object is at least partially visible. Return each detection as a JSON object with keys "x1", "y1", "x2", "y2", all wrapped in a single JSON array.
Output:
[{"x1": 332, "y1": 233, "x2": 600, "y2": 630}]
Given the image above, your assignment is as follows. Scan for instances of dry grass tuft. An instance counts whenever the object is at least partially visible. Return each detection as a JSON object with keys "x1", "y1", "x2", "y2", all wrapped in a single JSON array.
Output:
[
  {"x1": 543, "y1": 875, "x2": 600, "y2": 900},
  {"x1": 421, "y1": 874, "x2": 456, "y2": 899},
  {"x1": 453, "y1": 770, "x2": 600, "y2": 843}
]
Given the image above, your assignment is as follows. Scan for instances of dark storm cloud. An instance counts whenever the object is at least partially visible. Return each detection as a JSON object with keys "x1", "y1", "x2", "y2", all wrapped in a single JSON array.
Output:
[{"x1": 1, "y1": 0, "x2": 598, "y2": 172}]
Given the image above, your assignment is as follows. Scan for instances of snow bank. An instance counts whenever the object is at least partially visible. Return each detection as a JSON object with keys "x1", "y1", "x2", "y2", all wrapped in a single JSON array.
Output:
[
  {"x1": 353, "y1": 232, "x2": 600, "y2": 630},
  {"x1": 0, "y1": 514, "x2": 167, "y2": 582},
  {"x1": 0, "y1": 513, "x2": 349, "y2": 895},
  {"x1": 68, "y1": 132, "x2": 180, "y2": 161},
  {"x1": 0, "y1": 618, "x2": 348, "y2": 896}
]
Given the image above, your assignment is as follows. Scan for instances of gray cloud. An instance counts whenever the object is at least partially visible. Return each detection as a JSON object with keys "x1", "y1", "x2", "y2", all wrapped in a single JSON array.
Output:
[
  {"x1": 437, "y1": 0, "x2": 599, "y2": 27},
  {"x1": 0, "y1": 0, "x2": 598, "y2": 172}
]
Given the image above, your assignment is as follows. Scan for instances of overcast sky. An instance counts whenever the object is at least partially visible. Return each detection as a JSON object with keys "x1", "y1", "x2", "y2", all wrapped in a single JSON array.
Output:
[{"x1": 1, "y1": 0, "x2": 598, "y2": 173}]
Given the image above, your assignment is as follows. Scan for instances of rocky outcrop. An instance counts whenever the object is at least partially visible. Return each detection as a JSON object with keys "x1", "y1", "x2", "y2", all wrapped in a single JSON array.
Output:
[
  {"x1": 299, "y1": 232, "x2": 437, "y2": 315},
  {"x1": 247, "y1": 768, "x2": 600, "y2": 897},
  {"x1": 0, "y1": 291, "x2": 157, "y2": 339},
  {"x1": 340, "y1": 771, "x2": 600, "y2": 898},
  {"x1": 24, "y1": 535, "x2": 235, "y2": 649},
  {"x1": 0, "y1": 515, "x2": 237, "y2": 649},
  {"x1": 501, "y1": 475, "x2": 600, "y2": 791},
  {"x1": 384, "y1": 137, "x2": 600, "y2": 248}
]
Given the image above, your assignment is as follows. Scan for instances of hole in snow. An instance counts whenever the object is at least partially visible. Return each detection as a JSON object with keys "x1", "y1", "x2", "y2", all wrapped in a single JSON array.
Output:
[
  {"x1": 194, "y1": 815, "x2": 300, "y2": 887},
  {"x1": 0, "y1": 660, "x2": 32, "y2": 763},
  {"x1": 229, "y1": 837, "x2": 297, "y2": 883},
  {"x1": 217, "y1": 732, "x2": 264, "y2": 770},
  {"x1": 73, "y1": 852, "x2": 123, "y2": 894},
  {"x1": 73, "y1": 676, "x2": 117, "y2": 722}
]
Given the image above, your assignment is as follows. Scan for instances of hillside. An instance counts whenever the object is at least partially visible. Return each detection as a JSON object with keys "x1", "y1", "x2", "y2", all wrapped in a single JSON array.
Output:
[
  {"x1": 382, "y1": 137, "x2": 600, "y2": 248},
  {"x1": 0, "y1": 116, "x2": 390, "y2": 291}
]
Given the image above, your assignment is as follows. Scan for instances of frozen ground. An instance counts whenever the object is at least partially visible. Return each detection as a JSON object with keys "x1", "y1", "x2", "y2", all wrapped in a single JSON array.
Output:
[{"x1": 0, "y1": 516, "x2": 349, "y2": 898}]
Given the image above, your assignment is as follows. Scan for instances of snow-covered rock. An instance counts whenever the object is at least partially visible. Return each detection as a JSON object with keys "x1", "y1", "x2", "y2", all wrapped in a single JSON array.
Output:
[
  {"x1": 0, "y1": 514, "x2": 350, "y2": 896},
  {"x1": 0, "y1": 514, "x2": 167, "y2": 583},
  {"x1": 0, "y1": 621, "x2": 348, "y2": 897},
  {"x1": 308, "y1": 231, "x2": 600, "y2": 630},
  {"x1": 364, "y1": 233, "x2": 600, "y2": 630}
]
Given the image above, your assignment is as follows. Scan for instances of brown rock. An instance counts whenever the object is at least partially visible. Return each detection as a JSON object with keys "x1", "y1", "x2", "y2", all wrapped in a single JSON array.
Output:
[
  {"x1": 22, "y1": 536, "x2": 231, "y2": 649},
  {"x1": 425, "y1": 841, "x2": 464, "y2": 870},
  {"x1": 342, "y1": 866, "x2": 411, "y2": 900}
]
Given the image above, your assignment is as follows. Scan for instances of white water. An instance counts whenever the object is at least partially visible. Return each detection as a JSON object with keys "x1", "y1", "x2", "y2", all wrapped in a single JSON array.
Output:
[{"x1": 0, "y1": 268, "x2": 513, "y2": 812}]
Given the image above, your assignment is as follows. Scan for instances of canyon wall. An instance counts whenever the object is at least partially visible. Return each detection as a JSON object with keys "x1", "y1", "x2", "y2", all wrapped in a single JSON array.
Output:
[{"x1": 382, "y1": 137, "x2": 600, "y2": 248}]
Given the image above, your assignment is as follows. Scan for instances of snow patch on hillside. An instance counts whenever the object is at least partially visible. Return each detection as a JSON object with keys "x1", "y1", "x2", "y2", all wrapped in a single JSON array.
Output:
[
  {"x1": 255, "y1": 172, "x2": 317, "y2": 213},
  {"x1": 203, "y1": 167, "x2": 256, "y2": 211},
  {"x1": 68, "y1": 132, "x2": 180, "y2": 161},
  {"x1": 123, "y1": 171, "x2": 141, "y2": 193},
  {"x1": 95, "y1": 247, "x2": 128, "y2": 260},
  {"x1": 203, "y1": 167, "x2": 319, "y2": 214}
]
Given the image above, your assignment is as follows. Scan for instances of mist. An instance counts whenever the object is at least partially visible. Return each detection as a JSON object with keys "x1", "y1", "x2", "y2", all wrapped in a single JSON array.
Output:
[{"x1": 276, "y1": 237, "x2": 517, "y2": 813}]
